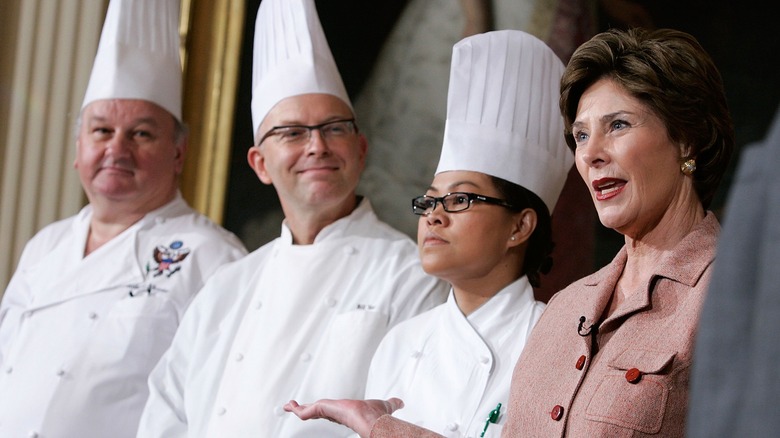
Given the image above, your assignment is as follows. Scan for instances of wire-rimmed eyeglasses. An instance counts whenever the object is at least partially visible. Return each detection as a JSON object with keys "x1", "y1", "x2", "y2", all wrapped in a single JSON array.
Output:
[
  {"x1": 257, "y1": 119, "x2": 357, "y2": 146},
  {"x1": 411, "y1": 192, "x2": 516, "y2": 216}
]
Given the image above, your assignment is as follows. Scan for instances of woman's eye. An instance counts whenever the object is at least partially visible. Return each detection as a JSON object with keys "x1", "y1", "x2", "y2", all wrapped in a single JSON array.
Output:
[
  {"x1": 574, "y1": 131, "x2": 588, "y2": 143},
  {"x1": 611, "y1": 120, "x2": 628, "y2": 131}
]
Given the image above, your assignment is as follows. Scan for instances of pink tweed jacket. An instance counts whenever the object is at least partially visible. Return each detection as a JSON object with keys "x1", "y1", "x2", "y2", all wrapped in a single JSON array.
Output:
[{"x1": 370, "y1": 213, "x2": 719, "y2": 437}]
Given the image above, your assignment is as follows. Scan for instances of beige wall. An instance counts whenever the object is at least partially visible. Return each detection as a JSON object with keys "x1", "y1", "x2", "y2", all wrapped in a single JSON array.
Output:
[{"x1": 0, "y1": 0, "x2": 107, "y2": 292}]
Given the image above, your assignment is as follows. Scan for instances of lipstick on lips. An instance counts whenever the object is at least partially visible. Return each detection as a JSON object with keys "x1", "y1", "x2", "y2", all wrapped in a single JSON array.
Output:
[{"x1": 592, "y1": 177, "x2": 626, "y2": 201}]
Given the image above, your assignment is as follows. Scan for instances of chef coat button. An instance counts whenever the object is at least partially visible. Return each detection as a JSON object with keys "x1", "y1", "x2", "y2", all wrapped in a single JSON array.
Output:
[
  {"x1": 235, "y1": 353, "x2": 244, "y2": 362},
  {"x1": 88, "y1": 311, "x2": 98, "y2": 320},
  {"x1": 4, "y1": 366, "x2": 12, "y2": 374},
  {"x1": 575, "y1": 355, "x2": 586, "y2": 370},
  {"x1": 56, "y1": 369, "x2": 65, "y2": 377},
  {"x1": 479, "y1": 356, "x2": 490, "y2": 365},
  {"x1": 343, "y1": 246, "x2": 356, "y2": 255},
  {"x1": 254, "y1": 301, "x2": 263, "y2": 310},
  {"x1": 445, "y1": 422, "x2": 458, "y2": 431},
  {"x1": 325, "y1": 298, "x2": 337, "y2": 307},
  {"x1": 274, "y1": 406, "x2": 285, "y2": 417},
  {"x1": 411, "y1": 350, "x2": 422, "y2": 359},
  {"x1": 625, "y1": 367, "x2": 642, "y2": 384},
  {"x1": 155, "y1": 217, "x2": 165, "y2": 224},
  {"x1": 216, "y1": 407, "x2": 226, "y2": 416},
  {"x1": 28, "y1": 431, "x2": 39, "y2": 438},
  {"x1": 300, "y1": 353, "x2": 312, "y2": 362},
  {"x1": 551, "y1": 405, "x2": 564, "y2": 421}
]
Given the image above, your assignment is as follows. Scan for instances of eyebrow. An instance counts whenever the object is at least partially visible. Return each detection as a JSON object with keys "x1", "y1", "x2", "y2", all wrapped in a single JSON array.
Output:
[
  {"x1": 572, "y1": 111, "x2": 636, "y2": 129},
  {"x1": 271, "y1": 115, "x2": 353, "y2": 127},
  {"x1": 86, "y1": 115, "x2": 161, "y2": 127},
  {"x1": 427, "y1": 180, "x2": 482, "y2": 193}
]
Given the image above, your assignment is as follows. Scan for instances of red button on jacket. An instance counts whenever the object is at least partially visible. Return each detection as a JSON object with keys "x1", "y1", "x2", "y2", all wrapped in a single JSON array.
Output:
[
  {"x1": 551, "y1": 405, "x2": 564, "y2": 421},
  {"x1": 625, "y1": 367, "x2": 642, "y2": 383}
]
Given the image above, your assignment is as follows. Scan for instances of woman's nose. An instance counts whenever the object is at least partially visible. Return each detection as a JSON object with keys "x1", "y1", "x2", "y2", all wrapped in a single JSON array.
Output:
[{"x1": 577, "y1": 135, "x2": 608, "y2": 168}]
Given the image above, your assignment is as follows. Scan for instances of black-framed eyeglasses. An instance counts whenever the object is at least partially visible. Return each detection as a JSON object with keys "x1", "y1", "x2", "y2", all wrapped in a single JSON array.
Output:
[
  {"x1": 411, "y1": 192, "x2": 516, "y2": 216},
  {"x1": 257, "y1": 119, "x2": 358, "y2": 146}
]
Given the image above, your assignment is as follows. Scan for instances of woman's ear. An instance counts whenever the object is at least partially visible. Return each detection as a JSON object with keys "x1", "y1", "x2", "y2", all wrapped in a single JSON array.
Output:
[
  {"x1": 508, "y1": 208, "x2": 537, "y2": 247},
  {"x1": 680, "y1": 142, "x2": 694, "y2": 159}
]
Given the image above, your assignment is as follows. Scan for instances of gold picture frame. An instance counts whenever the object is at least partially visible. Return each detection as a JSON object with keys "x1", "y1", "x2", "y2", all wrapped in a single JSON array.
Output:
[{"x1": 179, "y1": 0, "x2": 245, "y2": 224}]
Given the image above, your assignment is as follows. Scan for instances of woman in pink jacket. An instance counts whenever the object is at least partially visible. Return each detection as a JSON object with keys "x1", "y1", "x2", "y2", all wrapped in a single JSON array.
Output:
[{"x1": 286, "y1": 27, "x2": 735, "y2": 437}]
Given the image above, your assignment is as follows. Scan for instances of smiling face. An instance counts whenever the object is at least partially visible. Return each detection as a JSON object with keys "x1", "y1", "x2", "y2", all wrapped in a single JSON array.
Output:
[
  {"x1": 75, "y1": 99, "x2": 184, "y2": 213},
  {"x1": 417, "y1": 170, "x2": 526, "y2": 287},
  {"x1": 572, "y1": 79, "x2": 698, "y2": 237},
  {"x1": 247, "y1": 94, "x2": 366, "y2": 216}
]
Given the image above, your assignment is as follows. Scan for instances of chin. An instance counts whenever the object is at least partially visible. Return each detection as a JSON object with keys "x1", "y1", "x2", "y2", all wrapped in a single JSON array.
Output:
[
  {"x1": 595, "y1": 207, "x2": 628, "y2": 230},
  {"x1": 420, "y1": 258, "x2": 449, "y2": 278}
]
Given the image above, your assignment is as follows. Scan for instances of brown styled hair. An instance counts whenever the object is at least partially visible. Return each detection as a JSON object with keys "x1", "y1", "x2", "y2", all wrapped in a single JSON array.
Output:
[{"x1": 559, "y1": 28, "x2": 734, "y2": 208}]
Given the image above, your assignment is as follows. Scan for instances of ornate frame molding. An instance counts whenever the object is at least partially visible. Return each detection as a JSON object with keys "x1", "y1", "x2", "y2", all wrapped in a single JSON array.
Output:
[{"x1": 179, "y1": 0, "x2": 245, "y2": 223}]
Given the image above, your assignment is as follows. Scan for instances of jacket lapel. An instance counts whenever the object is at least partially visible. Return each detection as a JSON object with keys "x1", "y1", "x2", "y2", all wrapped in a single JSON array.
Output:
[{"x1": 21, "y1": 211, "x2": 146, "y2": 310}]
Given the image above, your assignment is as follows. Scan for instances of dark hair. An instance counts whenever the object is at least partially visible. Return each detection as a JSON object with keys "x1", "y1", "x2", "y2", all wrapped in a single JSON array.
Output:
[
  {"x1": 559, "y1": 28, "x2": 734, "y2": 208},
  {"x1": 490, "y1": 176, "x2": 554, "y2": 288}
]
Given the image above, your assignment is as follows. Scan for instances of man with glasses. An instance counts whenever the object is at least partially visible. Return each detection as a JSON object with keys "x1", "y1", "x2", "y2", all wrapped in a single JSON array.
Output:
[{"x1": 137, "y1": 1, "x2": 447, "y2": 436}]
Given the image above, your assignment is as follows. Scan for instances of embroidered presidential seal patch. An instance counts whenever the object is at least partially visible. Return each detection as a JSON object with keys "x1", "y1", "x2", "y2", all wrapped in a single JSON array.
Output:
[{"x1": 150, "y1": 240, "x2": 190, "y2": 278}]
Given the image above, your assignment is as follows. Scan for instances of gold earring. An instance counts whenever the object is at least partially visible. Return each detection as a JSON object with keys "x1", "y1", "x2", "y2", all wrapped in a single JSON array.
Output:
[{"x1": 681, "y1": 158, "x2": 697, "y2": 175}]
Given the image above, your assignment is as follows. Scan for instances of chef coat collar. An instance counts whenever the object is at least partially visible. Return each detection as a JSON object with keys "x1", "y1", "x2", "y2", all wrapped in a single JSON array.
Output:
[
  {"x1": 74, "y1": 191, "x2": 189, "y2": 235},
  {"x1": 71, "y1": 192, "x2": 189, "y2": 265},
  {"x1": 277, "y1": 197, "x2": 375, "y2": 245},
  {"x1": 466, "y1": 276, "x2": 537, "y2": 340}
]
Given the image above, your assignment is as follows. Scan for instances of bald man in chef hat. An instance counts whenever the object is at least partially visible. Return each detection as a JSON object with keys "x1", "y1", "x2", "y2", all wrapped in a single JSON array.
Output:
[
  {"x1": 138, "y1": 1, "x2": 446, "y2": 436},
  {"x1": 0, "y1": 1, "x2": 246, "y2": 437}
]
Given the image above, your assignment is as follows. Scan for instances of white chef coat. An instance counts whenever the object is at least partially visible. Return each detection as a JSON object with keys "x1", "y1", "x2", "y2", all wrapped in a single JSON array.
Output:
[
  {"x1": 0, "y1": 194, "x2": 247, "y2": 438},
  {"x1": 365, "y1": 277, "x2": 545, "y2": 438},
  {"x1": 138, "y1": 199, "x2": 448, "y2": 437}
]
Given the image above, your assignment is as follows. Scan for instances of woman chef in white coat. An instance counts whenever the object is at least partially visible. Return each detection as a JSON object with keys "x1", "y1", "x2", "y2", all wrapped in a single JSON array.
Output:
[{"x1": 286, "y1": 30, "x2": 572, "y2": 437}]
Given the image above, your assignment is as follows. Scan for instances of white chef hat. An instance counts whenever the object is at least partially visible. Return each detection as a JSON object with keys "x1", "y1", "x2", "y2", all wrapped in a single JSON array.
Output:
[
  {"x1": 81, "y1": 0, "x2": 182, "y2": 121},
  {"x1": 251, "y1": 0, "x2": 352, "y2": 136},
  {"x1": 436, "y1": 30, "x2": 573, "y2": 213}
]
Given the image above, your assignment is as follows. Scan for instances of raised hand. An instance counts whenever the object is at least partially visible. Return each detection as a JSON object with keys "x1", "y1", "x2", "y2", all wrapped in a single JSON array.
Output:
[{"x1": 284, "y1": 398, "x2": 405, "y2": 438}]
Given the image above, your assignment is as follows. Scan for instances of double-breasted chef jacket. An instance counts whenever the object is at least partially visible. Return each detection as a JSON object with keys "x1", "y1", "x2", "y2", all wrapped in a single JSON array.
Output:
[
  {"x1": 0, "y1": 194, "x2": 247, "y2": 438},
  {"x1": 137, "y1": 198, "x2": 448, "y2": 437},
  {"x1": 368, "y1": 212, "x2": 719, "y2": 438},
  {"x1": 366, "y1": 277, "x2": 544, "y2": 438}
]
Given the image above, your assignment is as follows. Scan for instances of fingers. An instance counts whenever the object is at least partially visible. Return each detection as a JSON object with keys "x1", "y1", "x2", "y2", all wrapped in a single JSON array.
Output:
[
  {"x1": 284, "y1": 400, "x2": 313, "y2": 419},
  {"x1": 383, "y1": 398, "x2": 404, "y2": 413}
]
